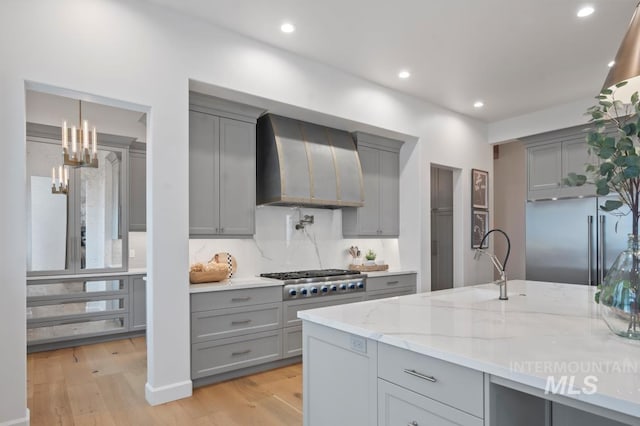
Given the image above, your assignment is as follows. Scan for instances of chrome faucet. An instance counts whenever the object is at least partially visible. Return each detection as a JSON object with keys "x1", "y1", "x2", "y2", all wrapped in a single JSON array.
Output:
[{"x1": 474, "y1": 229, "x2": 511, "y2": 300}]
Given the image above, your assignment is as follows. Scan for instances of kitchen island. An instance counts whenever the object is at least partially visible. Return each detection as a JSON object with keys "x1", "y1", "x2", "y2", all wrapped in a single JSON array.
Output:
[{"x1": 299, "y1": 280, "x2": 640, "y2": 426}]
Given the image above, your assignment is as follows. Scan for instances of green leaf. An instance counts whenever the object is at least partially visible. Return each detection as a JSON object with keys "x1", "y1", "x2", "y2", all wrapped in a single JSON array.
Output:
[
  {"x1": 600, "y1": 199, "x2": 624, "y2": 211},
  {"x1": 594, "y1": 290, "x2": 600, "y2": 304},
  {"x1": 623, "y1": 123, "x2": 638, "y2": 137},
  {"x1": 615, "y1": 80, "x2": 629, "y2": 88},
  {"x1": 617, "y1": 136, "x2": 634, "y2": 151},
  {"x1": 623, "y1": 166, "x2": 640, "y2": 178},
  {"x1": 601, "y1": 88, "x2": 614, "y2": 95},
  {"x1": 596, "y1": 179, "x2": 610, "y2": 195},
  {"x1": 599, "y1": 146, "x2": 615, "y2": 159},
  {"x1": 632, "y1": 91, "x2": 639, "y2": 105},
  {"x1": 600, "y1": 162, "x2": 615, "y2": 175},
  {"x1": 599, "y1": 101, "x2": 613, "y2": 108}
]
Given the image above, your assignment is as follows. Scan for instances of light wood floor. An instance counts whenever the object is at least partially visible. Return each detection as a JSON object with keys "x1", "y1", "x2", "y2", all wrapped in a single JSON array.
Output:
[{"x1": 27, "y1": 337, "x2": 303, "y2": 425}]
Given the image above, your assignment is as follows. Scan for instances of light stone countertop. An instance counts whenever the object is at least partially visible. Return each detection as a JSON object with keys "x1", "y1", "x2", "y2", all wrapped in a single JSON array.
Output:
[
  {"x1": 189, "y1": 277, "x2": 283, "y2": 293},
  {"x1": 28, "y1": 269, "x2": 146, "y2": 281},
  {"x1": 298, "y1": 280, "x2": 640, "y2": 419}
]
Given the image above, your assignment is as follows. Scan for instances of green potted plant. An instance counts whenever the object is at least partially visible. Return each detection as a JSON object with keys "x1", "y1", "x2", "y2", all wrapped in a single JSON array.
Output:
[
  {"x1": 365, "y1": 249, "x2": 376, "y2": 265},
  {"x1": 566, "y1": 80, "x2": 640, "y2": 339}
]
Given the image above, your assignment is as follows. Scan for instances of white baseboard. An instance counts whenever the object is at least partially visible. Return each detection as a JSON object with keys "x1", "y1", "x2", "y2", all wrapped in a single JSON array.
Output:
[
  {"x1": 0, "y1": 408, "x2": 30, "y2": 426},
  {"x1": 145, "y1": 380, "x2": 192, "y2": 406}
]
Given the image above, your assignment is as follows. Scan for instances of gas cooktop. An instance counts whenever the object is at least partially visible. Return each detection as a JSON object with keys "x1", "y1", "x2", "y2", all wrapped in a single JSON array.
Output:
[{"x1": 260, "y1": 269, "x2": 359, "y2": 281}]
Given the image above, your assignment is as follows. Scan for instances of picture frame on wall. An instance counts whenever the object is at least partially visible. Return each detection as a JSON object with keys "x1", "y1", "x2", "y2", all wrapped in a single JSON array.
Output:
[
  {"x1": 471, "y1": 169, "x2": 489, "y2": 209},
  {"x1": 471, "y1": 209, "x2": 489, "y2": 249}
]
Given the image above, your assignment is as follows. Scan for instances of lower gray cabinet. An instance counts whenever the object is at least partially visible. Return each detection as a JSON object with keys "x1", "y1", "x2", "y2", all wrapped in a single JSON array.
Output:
[
  {"x1": 129, "y1": 275, "x2": 146, "y2": 331},
  {"x1": 378, "y1": 379, "x2": 483, "y2": 426},
  {"x1": 366, "y1": 273, "x2": 417, "y2": 300}
]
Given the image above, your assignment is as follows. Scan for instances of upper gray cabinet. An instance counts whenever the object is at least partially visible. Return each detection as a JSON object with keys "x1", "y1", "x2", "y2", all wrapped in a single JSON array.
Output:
[
  {"x1": 188, "y1": 93, "x2": 264, "y2": 237},
  {"x1": 343, "y1": 132, "x2": 403, "y2": 237},
  {"x1": 129, "y1": 146, "x2": 146, "y2": 232},
  {"x1": 523, "y1": 126, "x2": 596, "y2": 201}
]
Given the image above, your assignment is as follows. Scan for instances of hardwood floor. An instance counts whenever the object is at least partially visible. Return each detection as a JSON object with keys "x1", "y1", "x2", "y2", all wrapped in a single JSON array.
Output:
[{"x1": 27, "y1": 337, "x2": 303, "y2": 425}]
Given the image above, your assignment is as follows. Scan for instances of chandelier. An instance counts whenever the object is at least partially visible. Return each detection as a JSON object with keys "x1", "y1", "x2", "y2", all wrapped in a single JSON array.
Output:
[
  {"x1": 51, "y1": 100, "x2": 98, "y2": 194},
  {"x1": 62, "y1": 100, "x2": 99, "y2": 168}
]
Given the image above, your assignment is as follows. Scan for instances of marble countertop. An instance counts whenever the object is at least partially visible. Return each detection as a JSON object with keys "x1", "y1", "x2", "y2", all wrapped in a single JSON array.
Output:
[
  {"x1": 298, "y1": 280, "x2": 640, "y2": 419},
  {"x1": 189, "y1": 277, "x2": 283, "y2": 293}
]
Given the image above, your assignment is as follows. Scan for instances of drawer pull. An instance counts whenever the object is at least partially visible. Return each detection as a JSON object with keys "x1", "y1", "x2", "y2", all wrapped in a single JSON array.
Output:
[
  {"x1": 231, "y1": 349, "x2": 251, "y2": 356},
  {"x1": 403, "y1": 369, "x2": 437, "y2": 383},
  {"x1": 386, "y1": 281, "x2": 399, "y2": 285},
  {"x1": 231, "y1": 319, "x2": 252, "y2": 325},
  {"x1": 231, "y1": 297, "x2": 251, "y2": 302},
  {"x1": 408, "y1": 422, "x2": 418, "y2": 426}
]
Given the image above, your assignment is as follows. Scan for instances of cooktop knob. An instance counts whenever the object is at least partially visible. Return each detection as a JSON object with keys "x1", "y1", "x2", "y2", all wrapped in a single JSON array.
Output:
[
  {"x1": 289, "y1": 288, "x2": 297, "y2": 296},
  {"x1": 330, "y1": 285, "x2": 337, "y2": 292},
  {"x1": 310, "y1": 287, "x2": 318, "y2": 294},
  {"x1": 321, "y1": 286, "x2": 329, "y2": 293},
  {"x1": 339, "y1": 283, "x2": 347, "y2": 290},
  {"x1": 348, "y1": 282, "x2": 356, "y2": 290},
  {"x1": 357, "y1": 281, "x2": 364, "y2": 289},
  {"x1": 301, "y1": 288, "x2": 308, "y2": 296}
]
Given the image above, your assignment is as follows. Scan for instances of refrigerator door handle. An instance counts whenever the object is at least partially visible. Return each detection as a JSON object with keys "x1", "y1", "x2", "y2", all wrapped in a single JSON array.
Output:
[
  {"x1": 588, "y1": 215, "x2": 593, "y2": 285},
  {"x1": 599, "y1": 215, "x2": 605, "y2": 285}
]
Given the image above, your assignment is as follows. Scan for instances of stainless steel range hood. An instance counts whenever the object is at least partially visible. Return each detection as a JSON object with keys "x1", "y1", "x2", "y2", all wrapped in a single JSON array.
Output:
[{"x1": 256, "y1": 114, "x2": 364, "y2": 208}]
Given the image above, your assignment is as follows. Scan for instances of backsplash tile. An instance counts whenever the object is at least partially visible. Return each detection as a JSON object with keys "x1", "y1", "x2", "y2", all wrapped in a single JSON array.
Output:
[{"x1": 189, "y1": 206, "x2": 401, "y2": 278}]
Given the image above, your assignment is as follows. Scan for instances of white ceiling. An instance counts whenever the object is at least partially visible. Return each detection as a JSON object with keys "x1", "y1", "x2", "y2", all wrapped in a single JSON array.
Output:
[{"x1": 146, "y1": 0, "x2": 637, "y2": 123}]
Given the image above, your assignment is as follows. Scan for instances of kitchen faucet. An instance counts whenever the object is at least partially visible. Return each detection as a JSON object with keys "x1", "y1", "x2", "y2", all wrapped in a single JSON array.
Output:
[{"x1": 474, "y1": 229, "x2": 511, "y2": 300}]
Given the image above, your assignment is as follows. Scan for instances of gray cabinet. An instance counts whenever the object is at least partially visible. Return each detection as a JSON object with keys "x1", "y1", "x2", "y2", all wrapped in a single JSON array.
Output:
[
  {"x1": 343, "y1": 132, "x2": 403, "y2": 237},
  {"x1": 189, "y1": 93, "x2": 262, "y2": 237},
  {"x1": 365, "y1": 273, "x2": 416, "y2": 300},
  {"x1": 524, "y1": 127, "x2": 597, "y2": 200},
  {"x1": 129, "y1": 149, "x2": 146, "y2": 232},
  {"x1": 190, "y1": 286, "x2": 284, "y2": 382},
  {"x1": 129, "y1": 275, "x2": 146, "y2": 331}
]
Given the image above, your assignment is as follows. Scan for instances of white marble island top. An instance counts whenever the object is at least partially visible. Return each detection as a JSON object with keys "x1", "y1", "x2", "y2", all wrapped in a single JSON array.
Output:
[{"x1": 298, "y1": 280, "x2": 640, "y2": 419}]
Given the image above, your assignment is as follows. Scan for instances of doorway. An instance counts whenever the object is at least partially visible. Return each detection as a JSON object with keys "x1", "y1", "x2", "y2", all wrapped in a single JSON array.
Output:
[{"x1": 431, "y1": 165, "x2": 454, "y2": 291}]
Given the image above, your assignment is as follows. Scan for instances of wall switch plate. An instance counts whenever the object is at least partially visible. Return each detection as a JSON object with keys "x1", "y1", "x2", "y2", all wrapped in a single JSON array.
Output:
[
  {"x1": 129, "y1": 249, "x2": 136, "y2": 258},
  {"x1": 350, "y1": 335, "x2": 367, "y2": 353}
]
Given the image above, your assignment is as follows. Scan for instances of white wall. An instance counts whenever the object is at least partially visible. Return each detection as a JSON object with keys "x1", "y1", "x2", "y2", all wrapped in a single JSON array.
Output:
[{"x1": 0, "y1": 0, "x2": 492, "y2": 421}]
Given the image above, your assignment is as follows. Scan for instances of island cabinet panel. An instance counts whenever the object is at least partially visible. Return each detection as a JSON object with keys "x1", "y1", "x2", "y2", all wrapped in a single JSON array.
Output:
[
  {"x1": 377, "y1": 343, "x2": 484, "y2": 418},
  {"x1": 303, "y1": 322, "x2": 378, "y2": 426},
  {"x1": 552, "y1": 404, "x2": 629, "y2": 426},
  {"x1": 378, "y1": 379, "x2": 483, "y2": 426}
]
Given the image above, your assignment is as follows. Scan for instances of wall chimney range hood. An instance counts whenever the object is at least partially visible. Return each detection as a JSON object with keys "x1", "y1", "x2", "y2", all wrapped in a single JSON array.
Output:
[{"x1": 256, "y1": 114, "x2": 364, "y2": 208}]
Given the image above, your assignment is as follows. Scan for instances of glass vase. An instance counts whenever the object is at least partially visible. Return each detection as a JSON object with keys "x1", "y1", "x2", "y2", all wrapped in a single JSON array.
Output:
[{"x1": 600, "y1": 234, "x2": 640, "y2": 339}]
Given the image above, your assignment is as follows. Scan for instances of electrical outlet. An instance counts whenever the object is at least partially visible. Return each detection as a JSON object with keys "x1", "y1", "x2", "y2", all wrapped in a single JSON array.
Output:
[
  {"x1": 349, "y1": 335, "x2": 367, "y2": 353},
  {"x1": 129, "y1": 249, "x2": 136, "y2": 258}
]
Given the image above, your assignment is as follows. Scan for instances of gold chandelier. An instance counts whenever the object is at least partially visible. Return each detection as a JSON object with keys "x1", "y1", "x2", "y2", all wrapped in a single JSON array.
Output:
[
  {"x1": 62, "y1": 100, "x2": 99, "y2": 168},
  {"x1": 51, "y1": 100, "x2": 99, "y2": 195}
]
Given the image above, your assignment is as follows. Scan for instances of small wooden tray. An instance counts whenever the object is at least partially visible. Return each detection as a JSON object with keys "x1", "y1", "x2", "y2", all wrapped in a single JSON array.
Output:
[
  {"x1": 348, "y1": 264, "x2": 389, "y2": 272},
  {"x1": 190, "y1": 270, "x2": 228, "y2": 284}
]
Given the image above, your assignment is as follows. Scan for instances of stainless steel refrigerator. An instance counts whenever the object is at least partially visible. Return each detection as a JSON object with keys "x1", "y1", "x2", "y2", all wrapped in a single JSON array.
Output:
[{"x1": 526, "y1": 197, "x2": 632, "y2": 285}]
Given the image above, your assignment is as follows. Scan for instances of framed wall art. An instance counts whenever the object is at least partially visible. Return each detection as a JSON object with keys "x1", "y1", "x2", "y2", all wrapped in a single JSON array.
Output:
[
  {"x1": 471, "y1": 209, "x2": 489, "y2": 249},
  {"x1": 471, "y1": 168, "x2": 488, "y2": 209}
]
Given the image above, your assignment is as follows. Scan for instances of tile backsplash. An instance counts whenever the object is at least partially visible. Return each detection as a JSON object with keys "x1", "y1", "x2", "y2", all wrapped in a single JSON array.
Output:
[{"x1": 189, "y1": 206, "x2": 401, "y2": 278}]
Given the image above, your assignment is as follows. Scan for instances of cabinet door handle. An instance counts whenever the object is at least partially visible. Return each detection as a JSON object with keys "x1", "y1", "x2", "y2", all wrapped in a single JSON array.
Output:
[
  {"x1": 403, "y1": 369, "x2": 437, "y2": 383},
  {"x1": 386, "y1": 281, "x2": 399, "y2": 286},
  {"x1": 220, "y1": 227, "x2": 224, "y2": 233},
  {"x1": 231, "y1": 319, "x2": 252, "y2": 325},
  {"x1": 231, "y1": 349, "x2": 251, "y2": 356},
  {"x1": 231, "y1": 297, "x2": 251, "y2": 302}
]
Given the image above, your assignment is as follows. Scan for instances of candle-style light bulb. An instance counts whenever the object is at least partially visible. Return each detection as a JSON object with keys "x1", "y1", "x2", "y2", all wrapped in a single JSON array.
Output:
[
  {"x1": 83, "y1": 120, "x2": 89, "y2": 151},
  {"x1": 63, "y1": 167, "x2": 68, "y2": 187},
  {"x1": 71, "y1": 126, "x2": 77, "y2": 155},
  {"x1": 52, "y1": 167, "x2": 56, "y2": 186},
  {"x1": 58, "y1": 166, "x2": 63, "y2": 188},
  {"x1": 92, "y1": 127, "x2": 97, "y2": 156},
  {"x1": 62, "y1": 121, "x2": 68, "y2": 150}
]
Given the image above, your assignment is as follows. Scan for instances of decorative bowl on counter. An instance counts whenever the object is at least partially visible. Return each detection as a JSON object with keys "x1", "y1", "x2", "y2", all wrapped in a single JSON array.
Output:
[{"x1": 189, "y1": 252, "x2": 237, "y2": 284}]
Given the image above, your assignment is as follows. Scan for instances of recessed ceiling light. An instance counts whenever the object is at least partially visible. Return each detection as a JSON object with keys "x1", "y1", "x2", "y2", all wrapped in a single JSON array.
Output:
[
  {"x1": 281, "y1": 22, "x2": 295, "y2": 33},
  {"x1": 398, "y1": 70, "x2": 411, "y2": 79},
  {"x1": 577, "y1": 6, "x2": 594, "y2": 18},
  {"x1": 473, "y1": 101, "x2": 484, "y2": 108},
  {"x1": 608, "y1": 60, "x2": 615, "y2": 68}
]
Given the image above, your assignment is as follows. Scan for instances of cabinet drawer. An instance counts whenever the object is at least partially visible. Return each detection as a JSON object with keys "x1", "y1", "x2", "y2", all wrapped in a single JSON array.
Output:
[
  {"x1": 379, "y1": 379, "x2": 483, "y2": 426},
  {"x1": 366, "y1": 287, "x2": 415, "y2": 301},
  {"x1": 191, "y1": 302, "x2": 282, "y2": 342},
  {"x1": 378, "y1": 343, "x2": 484, "y2": 418},
  {"x1": 284, "y1": 294, "x2": 364, "y2": 327},
  {"x1": 366, "y1": 274, "x2": 416, "y2": 292},
  {"x1": 283, "y1": 325, "x2": 302, "y2": 358},
  {"x1": 191, "y1": 330, "x2": 282, "y2": 379},
  {"x1": 190, "y1": 286, "x2": 281, "y2": 312}
]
